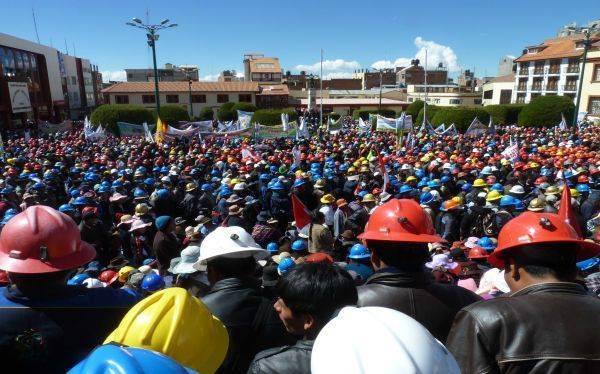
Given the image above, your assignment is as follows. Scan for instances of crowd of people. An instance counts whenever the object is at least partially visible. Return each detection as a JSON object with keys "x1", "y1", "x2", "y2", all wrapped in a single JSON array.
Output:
[{"x1": 0, "y1": 117, "x2": 599, "y2": 373}]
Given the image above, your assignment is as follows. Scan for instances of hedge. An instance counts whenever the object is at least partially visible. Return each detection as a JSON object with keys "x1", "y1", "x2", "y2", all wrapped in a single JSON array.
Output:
[
  {"x1": 91, "y1": 104, "x2": 154, "y2": 134},
  {"x1": 484, "y1": 104, "x2": 524, "y2": 125},
  {"x1": 518, "y1": 95, "x2": 574, "y2": 127},
  {"x1": 416, "y1": 105, "x2": 440, "y2": 125},
  {"x1": 328, "y1": 112, "x2": 341, "y2": 121},
  {"x1": 405, "y1": 100, "x2": 424, "y2": 119},
  {"x1": 196, "y1": 107, "x2": 214, "y2": 121},
  {"x1": 231, "y1": 102, "x2": 258, "y2": 114},
  {"x1": 151, "y1": 105, "x2": 190, "y2": 125},
  {"x1": 352, "y1": 109, "x2": 396, "y2": 121},
  {"x1": 431, "y1": 107, "x2": 490, "y2": 132},
  {"x1": 216, "y1": 102, "x2": 236, "y2": 122},
  {"x1": 253, "y1": 108, "x2": 298, "y2": 126}
]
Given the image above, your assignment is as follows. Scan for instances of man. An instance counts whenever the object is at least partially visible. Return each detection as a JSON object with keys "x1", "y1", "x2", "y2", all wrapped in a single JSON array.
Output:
[
  {"x1": 308, "y1": 212, "x2": 334, "y2": 254},
  {"x1": 0, "y1": 206, "x2": 136, "y2": 372},
  {"x1": 152, "y1": 216, "x2": 181, "y2": 275},
  {"x1": 197, "y1": 226, "x2": 294, "y2": 373},
  {"x1": 447, "y1": 212, "x2": 600, "y2": 373},
  {"x1": 332, "y1": 198, "x2": 348, "y2": 240},
  {"x1": 357, "y1": 198, "x2": 481, "y2": 342},
  {"x1": 248, "y1": 263, "x2": 357, "y2": 373},
  {"x1": 79, "y1": 206, "x2": 111, "y2": 265},
  {"x1": 318, "y1": 194, "x2": 336, "y2": 229},
  {"x1": 179, "y1": 182, "x2": 200, "y2": 223}
]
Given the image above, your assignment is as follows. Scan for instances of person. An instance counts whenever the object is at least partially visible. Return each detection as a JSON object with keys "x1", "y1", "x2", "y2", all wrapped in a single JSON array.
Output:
[
  {"x1": 332, "y1": 198, "x2": 348, "y2": 239},
  {"x1": 104, "y1": 287, "x2": 229, "y2": 373},
  {"x1": 78, "y1": 206, "x2": 111, "y2": 264},
  {"x1": 308, "y1": 211, "x2": 334, "y2": 254},
  {"x1": 357, "y1": 198, "x2": 481, "y2": 342},
  {"x1": 152, "y1": 216, "x2": 181, "y2": 275},
  {"x1": 0, "y1": 206, "x2": 136, "y2": 372},
  {"x1": 248, "y1": 263, "x2": 357, "y2": 374},
  {"x1": 252, "y1": 211, "x2": 281, "y2": 248},
  {"x1": 318, "y1": 194, "x2": 335, "y2": 229},
  {"x1": 195, "y1": 226, "x2": 294, "y2": 373},
  {"x1": 447, "y1": 212, "x2": 600, "y2": 373},
  {"x1": 310, "y1": 306, "x2": 460, "y2": 374}
]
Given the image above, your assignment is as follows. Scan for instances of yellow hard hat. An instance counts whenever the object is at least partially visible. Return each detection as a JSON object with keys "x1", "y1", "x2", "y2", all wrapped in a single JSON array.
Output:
[
  {"x1": 118, "y1": 266, "x2": 136, "y2": 283},
  {"x1": 362, "y1": 193, "x2": 376, "y2": 203},
  {"x1": 353, "y1": 161, "x2": 361, "y2": 168},
  {"x1": 295, "y1": 170, "x2": 303, "y2": 178},
  {"x1": 348, "y1": 166, "x2": 356, "y2": 173},
  {"x1": 486, "y1": 190, "x2": 503, "y2": 202},
  {"x1": 406, "y1": 176, "x2": 417, "y2": 183},
  {"x1": 135, "y1": 203, "x2": 150, "y2": 217},
  {"x1": 359, "y1": 166, "x2": 369, "y2": 173},
  {"x1": 185, "y1": 182, "x2": 197, "y2": 192},
  {"x1": 544, "y1": 186, "x2": 560, "y2": 196},
  {"x1": 473, "y1": 179, "x2": 487, "y2": 188},
  {"x1": 451, "y1": 196, "x2": 464, "y2": 205},
  {"x1": 570, "y1": 188, "x2": 580, "y2": 198},
  {"x1": 105, "y1": 288, "x2": 229, "y2": 373}
]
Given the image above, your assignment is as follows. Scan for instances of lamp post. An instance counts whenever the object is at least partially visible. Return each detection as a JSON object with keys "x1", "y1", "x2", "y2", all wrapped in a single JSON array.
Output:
[
  {"x1": 573, "y1": 29, "x2": 591, "y2": 125},
  {"x1": 177, "y1": 65, "x2": 198, "y2": 118},
  {"x1": 126, "y1": 17, "x2": 177, "y2": 117},
  {"x1": 378, "y1": 69, "x2": 383, "y2": 111}
]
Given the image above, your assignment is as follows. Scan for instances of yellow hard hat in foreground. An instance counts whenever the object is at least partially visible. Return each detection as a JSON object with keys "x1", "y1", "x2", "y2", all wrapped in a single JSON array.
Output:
[{"x1": 104, "y1": 288, "x2": 229, "y2": 373}]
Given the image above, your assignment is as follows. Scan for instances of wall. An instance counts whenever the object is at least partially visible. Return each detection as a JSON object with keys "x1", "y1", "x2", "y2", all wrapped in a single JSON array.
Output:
[
  {"x1": 407, "y1": 91, "x2": 482, "y2": 106},
  {"x1": 581, "y1": 50, "x2": 600, "y2": 118},
  {"x1": 482, "y1": 80, "x2": 514, "y2": 105}
]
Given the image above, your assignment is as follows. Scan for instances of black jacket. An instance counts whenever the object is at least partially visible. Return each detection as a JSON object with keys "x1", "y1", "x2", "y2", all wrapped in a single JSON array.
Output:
[
  {"x1": 247, "y1": 340, "x2": 313, "y2": 374},
  {"x1": 447, "y1": 282, "x2": 600, "y2": 374},
  {"x1": 357, "y1": 269, "x2": 481, "y2": 342},
  {"x1": 202, "y1": 277, "x2": 295, "y2": 374}
]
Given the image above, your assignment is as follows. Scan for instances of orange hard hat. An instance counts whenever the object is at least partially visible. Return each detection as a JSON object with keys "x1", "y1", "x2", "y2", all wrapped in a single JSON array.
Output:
[
  {"x1": 0, "y1": 206, "x2": 96, "y2": 274},
  {"x1": 99, "y1": 269, "x2": 119, "y2": 285},
  {"x1": 467, "y1": 246, "x2": 489, "y2": 260},
  {"x1": 360, "y1": 199, "x2": 444, "y2": 244},
  {"x1": 489, "y1": 212, "x2": 600, "y2": 268}
]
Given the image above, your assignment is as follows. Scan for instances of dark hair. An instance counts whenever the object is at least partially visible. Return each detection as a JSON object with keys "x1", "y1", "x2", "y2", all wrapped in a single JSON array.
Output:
[
  {"x1": 276, "y1": 263, "x2": 357, "y2": 326},
  {"x1": 507, "y1": 243, "x2": 577, "y2": 280},
  {"x1": 368, "y1": 240, "x2": 429, "y2": 271},
  {"x1": 207, "y1": 256, "x2": 256, "y2": 278}
]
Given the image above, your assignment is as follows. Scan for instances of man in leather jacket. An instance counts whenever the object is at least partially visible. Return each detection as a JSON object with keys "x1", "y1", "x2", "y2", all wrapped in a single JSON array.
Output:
[
  {"x1": 357, "y1": 198, "x2": 481, "y2": 342},
  {"x1": 248, "y1": 263, "x2": 357, "y2": 374},
  {"x1": 447, "y1": 212, "x2": 600, "y2": 373}
]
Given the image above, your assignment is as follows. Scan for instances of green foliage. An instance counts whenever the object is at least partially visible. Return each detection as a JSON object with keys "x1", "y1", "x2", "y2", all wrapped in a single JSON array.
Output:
[
  {"x1": 377, "y1": 109, "x2": 396, "y2": 118},
  {"x1": 328, "y1": 112, "x2": 341, "y2": 121},
  {"x1": 253, "y1": 108, "x2": 298, "y2": 126},
  {"x1": 231, "y1": 102, "x2": 258, "y2": 114},
  {"x1": 90, "y1": 104, "x2": 154, "y2": 134},
  {"x1": 416, "y1": 105, "x2": 440, "y2": 125},
  {"x1": 518, "y1": 95, "x2": 574, "y2": 127},
  {"x1": 196, "y1": 107, "x2": 214, "y2": 121},
  {"x1": 405, "y1": 100, "x2": 424, "y2": 119},
  {"x1": 282, "y1": 108, "x2": 298, "y2": 122},
  {"x1": 351, "y1": 109, "x2": 396, "y2": 121},
  {"x1": 152, "y1": 105, "x2": 190, "y2": 125},
  {"x1": 216, "y1": 102, "x2": 236, "y2": 122},
  {"x1": 484, "y1": 104, "x2": 524, "y2": 125},
  {"x1": 431, "y1": 107, "x2": 490, "y2": 132}
]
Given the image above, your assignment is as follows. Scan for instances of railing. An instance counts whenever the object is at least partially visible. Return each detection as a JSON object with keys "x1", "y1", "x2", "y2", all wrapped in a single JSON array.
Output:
[
  {"x1": 531, "y1": 85, "x2": 543, "y2": 91},
  {"x1": 533, "y1": 69, "x2": 544, "y2": 75},
  {"x1": 548, "y1": 68, "x2": 560, "y2": 74},
  {"x1": 545, "y1": 84, "x2": 558, "y2": 91},
  {"x1": 562, "y1": 84, "x2": 577, "y2": 91},
  {"x1": 519, "y1": 69, "x2": 529, "y2": 75},
  {"x1": 516, "y1": 85, "x2": 527, "y2": 91},
  {"x1": 566, "y1": 66, "x2": 580, "y2": 73}
]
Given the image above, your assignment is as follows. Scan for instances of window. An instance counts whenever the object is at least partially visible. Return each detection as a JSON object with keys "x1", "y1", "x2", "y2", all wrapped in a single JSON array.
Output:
[
  {"x1": 408, "y1": 97, "x2": 413, "y2": 102},
  {"x1": 449, "y1": 99, "x2": 462, "y2": 105},
  {"x1": 142, "y1": 95, "x2": 156, "y2": 104},
  {"x1": 593, "y1": 64, "x2": 600, "y2": 82},
  {"x1": 474, "y1": 98, "x2": 482, "y2": 105},
  {"x1": 483, "y1": 90, "x2": 493, "y2": 99},
  {"x1": 500, "y1": 89, "x2": 512, "y2": 104},
  {"x1": 71, "y1": 76, "x2": 77, "y2": 85},
  {"x1": 115, "y1": 95, "x2": 129, "y2": 104},
  {"x1": 217, "y1": 94, "x2": 229, "y2": 103},
  {"x1": 2, "y1": 48, "x2": 15, "y2": 77},
  {"x1": 516, "y1": 93, "x2": 526, "y2": 103},
  {"x1": 238, "y1": 94, "x2": 252, "y2": 102},
  {"x1": 192, "y1": 94, "x2": 206, "y2": 103},
  {"x1": 166, "y1": 95, "x2": 179, "y2": 103},
  {"x1": 255, "y1": 63, "x2": 275, "y2": 69},
  {"x1": 588, "y1": 97, "x2": 600, "y2": 115}
]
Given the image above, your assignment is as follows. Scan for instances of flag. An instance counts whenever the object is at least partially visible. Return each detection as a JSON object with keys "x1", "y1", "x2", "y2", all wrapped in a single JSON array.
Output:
[
  {"x1": 237, "y1": 110, "x2": 253, "y2": 129},
  {"x1": 292, "y1": 146, "x2": 301, "y2": 166},
  {"x1": 155, "y1": 117, "x2": 166, "y2": 144},
  {"x1": 376, "y1": 115, "x2": 397, "y2": 132},
  {"x1": 241, "y1": 145, "x2": 260, "y2": 162},
  {"x1": 281, "y1": 112, "x2": 289, "y2": 132},
  {"x1": 291, "y1": 193, "x2": 311, "y2": 236},
  {"x1": 501, "y1": 143, "x2": 519, "y2": 162},
  {"x1": 402, "y1": 114, "x2": 413, "y2": 131},
  {"x1": 374, "y1": 146, "x2": 389, "y2": 192},
  {"x1": 557, "y1": 112, "x2": 568, "y2": 131},
  {"x1": 0, "y1": 133, "x2": 4, "y2": 161},
  {"x1": 558, "y1": 184, "x2": 583, "y2": 238},
  {"x1": 143, "y1": 122, "x2": 154, "y2": 143},
  {"x1": 488, "y1": 116, "x2": 496, "y2": 134},
  {"x1": 358, "y1": 118, "x2": 371, "y2": 133},
  {"x1": 465, "y1": 117, "x2": 488, "y2": 136},
  {"x1": 434, "y1": 123, "x2": 446, "y2": 134}
]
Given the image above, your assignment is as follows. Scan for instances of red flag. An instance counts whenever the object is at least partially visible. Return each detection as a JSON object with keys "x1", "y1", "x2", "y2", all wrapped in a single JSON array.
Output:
[
  {"x1": 374, "y1": 145, "x2": 389, "y2": 192},
  {"x1": 291, "y1": 193, "x2": 311, "y2": 230},
  {"x1": 558, "y1": 184, "x2": 583, "y2": 238}
]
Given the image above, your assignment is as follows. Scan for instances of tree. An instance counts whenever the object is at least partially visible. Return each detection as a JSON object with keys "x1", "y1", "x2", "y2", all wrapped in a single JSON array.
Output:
[
  {"x1": 328, "y1": 112, "x2": 341, "y2": 121},
  {"x1": 216, "y1": 102, "x2": 236, "y2": 122},
  {"x1": 431, "y1": 107, "x2": 490, "y2": 132},
  {"x1": 405, "y1": 100, "x2": 425, "y2": 119},
  {"x1": 484, "y1": 104, "x2": 524, "y2": 125},
  {"x1": 231, "y1": 102, "x2": 258, "y2": 114},
  {"x1": 518, "y1": 95, "x2": 574, "y2": 127},
  {"x1": 416, "y1": 105, "x2": 440, "y2": 125},
  {"x1": 90, "y1": 104, "x2": 154, "y2": 135},
  {"x1": 152, "y1": 105, "x2": 190, "y2": 125},
  {"x1": 196, "y1": 107, "x2": 214, "y2": 121}
]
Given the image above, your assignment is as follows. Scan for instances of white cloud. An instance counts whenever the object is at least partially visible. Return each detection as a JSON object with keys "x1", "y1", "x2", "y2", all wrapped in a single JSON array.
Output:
[
  {"x1": 200, "y1": 74, "x2": 220, "y2": 82},
  {"x1": 370, "y1": 37, "x2": 460, "y2": 72},
  {"x1": 235, "y1": 72, "x2": 244, "y2": 78},
  {"x1": 294, "y1": 59, "x2": 361, "y2": 75},
  {"x1": 322, "y1": 72, "x2": 355, "y2": 79},
  {"x1": 101, "y1": 70, "x2": 126, "y2": 83}
]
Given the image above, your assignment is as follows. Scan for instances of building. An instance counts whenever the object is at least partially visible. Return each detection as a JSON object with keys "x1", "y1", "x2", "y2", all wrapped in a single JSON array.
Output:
[
  {"x1": 353, "y1": 69, "x2": 397, "y2": 90},
  {"x1": 457, "y1": 70, "x2": 478, "y2": 92},
  {"x1": 125, "y1": 63, "x2": 199, "y2": 82},
  {"x1": 218, "y1": 70, "x2": 244, "y2": 82},
  {"x1": 396, "y1": 60, "x2": 448, "y2": 86},
  {"x1": 512, "y1": 33, "x2": 600, "y2": 104},
  {"x1": 581, "y1": 45, "x2": 600, "y2": 119},
  {"x1": 101, "y1": 81, "x2": 260, "y2": 116},
  {"x1": 482, "y1": 74, "x2": 515, "y2": 105},
  {"x1": 0, "y1": 32, "x2": 102, "y2": 132},
  {"x1": 498, "y1": 55, "x2": 515, "y2": 76},
  {"x1": 406, "y1": 84, "x2": 482, "y2": 106},
  {"x1": 298, "y1": 98, "x2": 408, "y2": 116},
  {"x1": 243, "y1": 54, "x2": 282, "y2": 85},
  {"x1": 256, "y1": 84, "x2": 289, "y2": 108},
  {"x1": 283, "y1": 71, "x2": 362, "y2": 91},
  {"x1": 557, "y1": 20, "x2": 600, "y2": 38}
]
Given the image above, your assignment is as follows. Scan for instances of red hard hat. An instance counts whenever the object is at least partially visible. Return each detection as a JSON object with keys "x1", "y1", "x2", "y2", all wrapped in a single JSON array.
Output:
[
  {"x1": 99, "y1": 269, "x2": 118, "y2": 285},
  {"x1": 467, "y1": 246, "x2": 489, "y2": 260},
  {"x1": 488, "y1": 212, "x2": 600, "y2": 268},
  {"x1": 577, "y1": 175, "x2": 589, "y2": 184},
  {"x1": 360, "y1": 199, "x2": 444, "y2": 244},
  {"x1": 0, "y1": 206, "x2": 96, "y2": 274}
]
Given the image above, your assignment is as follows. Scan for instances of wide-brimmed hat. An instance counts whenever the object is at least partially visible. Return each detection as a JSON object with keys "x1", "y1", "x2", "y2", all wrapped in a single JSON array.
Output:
[
  {"x1": 320, "y1": 194, "x2": 335, "y2": 204},
  {"x1": 195, "y1": 214, "x2": 212, "y2": 224},
  {"x1": 256, "y1": 211, "x2": 272, "y2": 223},
  {"x1": 425, "y1": 253, "x2": 458, "y2": 270},
  {"x1": 170, "y1": 245, "x2": 202, "y2": 274},
  {"x1": 129, "y1": 219, "x2": 152, "y2": 232},
  {"x1": 109, "y1": 192, "x2": 128, "y2": 203},
  {"x1": 117, "y1": 214, "x2": 135, "y2": 228},
  {"x1": 226, "y1": 194, "x2": 243, "y2": 204},
  {"x1": 194, "y1": 226, "x2": 268, "y2": 267},
  {"x1": 228, "y1": 205, "x2": 243, "y2": 215}
]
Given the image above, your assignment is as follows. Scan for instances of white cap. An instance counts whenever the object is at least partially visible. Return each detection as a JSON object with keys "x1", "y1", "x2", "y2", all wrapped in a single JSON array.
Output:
[
  {"x1": 311, "y1": 307, "x2": 460, "y2": 374},
  {"x1": 83, "y1": 278, "x2": 106, "y2": 288},
  {"x1": 509, "y1": 185, "x2": 525, "y2": 195},
  {"x1": 194, "y1": 226, "x2": 268, "y2": 267},
  {"x1": 233, "y1": 182, "x2": 247, "y2": 191}
]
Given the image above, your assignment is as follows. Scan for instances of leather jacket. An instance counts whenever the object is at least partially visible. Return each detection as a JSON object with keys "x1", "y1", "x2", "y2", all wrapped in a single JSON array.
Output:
[
  {"x1": 357, "y1": 269, "x2": 481, "y2": 342},
  {"x1": 202, "y1": 277, "x2": 295, "y2": 374},
  {"x1": 447, "y1": 282, "x2": 600, "y2": 374},
  {"x1": 247, "y1": 340, "x2": 313, "y2": 374}
]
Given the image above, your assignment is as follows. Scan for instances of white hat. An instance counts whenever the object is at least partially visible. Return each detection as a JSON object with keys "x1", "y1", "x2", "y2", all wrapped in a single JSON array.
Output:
[
  {"x1": 83, "y1": 278, "x2": 106, "y2": 288},
  {"x1": 233, "y1": 182, "x2": 247, "y2": 191},
  {"x1": 509, "y1": 185, "x2": 525, "y2": 195},
  {"x1": 194, "y1": 226, "x2": 268, "y2": 267},
  {"x1": 476, "y1": 268, "x2": 510, "y2": 295},
  {"x1": 170, "y1": 245, "x2": 203, "y2": 274},
  {"x1": 311, "y1": 307, "x2": 460, "y2": 374},
  {"x1": 425, "y1": 253, "x2": 458, "y2": 270},
  {"x1": 129, "y1": 219, "x2": 152, "y2": 232}
]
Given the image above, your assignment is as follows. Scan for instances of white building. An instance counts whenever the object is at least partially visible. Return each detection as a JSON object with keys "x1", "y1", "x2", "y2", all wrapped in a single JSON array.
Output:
[
  {"x1": 482, "y1": 74, "x2": 515, "y2": 106},
  {"x1": 406, "y1": 84, "x2": 482, "y2": 106}
]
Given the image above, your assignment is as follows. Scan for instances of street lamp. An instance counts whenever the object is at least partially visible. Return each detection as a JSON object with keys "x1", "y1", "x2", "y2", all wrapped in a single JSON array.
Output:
[
  {"x1": 573, "y1": 28, "x2": 591, "y2": 126},
  {"x1": 177, "y1": 65, "x2": 199, "y2": 118},
  {"x1": 126, "y1": 17, "x2": 177, "y2": 116}
]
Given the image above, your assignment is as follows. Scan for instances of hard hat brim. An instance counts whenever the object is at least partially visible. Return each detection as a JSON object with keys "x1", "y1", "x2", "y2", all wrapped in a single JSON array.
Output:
[
  {"x1": 360, "y1": 231, "x2": 445, "y2": 244},
  {"x1": 488, "y1": 239, "x2": 600, "y2": 268},
  {"x1": 0, "y1": 241, "x2": 96, "y2": 274}
]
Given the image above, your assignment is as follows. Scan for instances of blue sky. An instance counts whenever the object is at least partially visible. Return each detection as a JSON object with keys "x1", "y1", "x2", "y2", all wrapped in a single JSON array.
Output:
[{"x1": 3, "y1": 0, "x2": 599, "y2": 82}]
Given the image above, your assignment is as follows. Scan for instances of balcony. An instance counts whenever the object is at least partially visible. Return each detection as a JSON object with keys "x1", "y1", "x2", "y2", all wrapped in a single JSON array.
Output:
[
  {"x1": 545, "y1": 84, "x2": 558, "y2": 91},
  {"x1": 531, "y1": 85, "x2": 543, "y2": 91},
  {"x1": 533, "y1": 69, "x2": 545, "y2": 75},
  {"x1": 566, "y1": 66, "x2": 580, "y2": 74},
  {"x1": 519, "y1": 69, "x2": 529, "y2": 76},
  {"x1": 562, "y1": 84, "x2": 577, "y2": 92},
  {"x1": 516, "y1": 85, "x2": 527, "y2": 91},
  {"x1": 547, "y1": 67, "x2": 560, "y2": 75}
]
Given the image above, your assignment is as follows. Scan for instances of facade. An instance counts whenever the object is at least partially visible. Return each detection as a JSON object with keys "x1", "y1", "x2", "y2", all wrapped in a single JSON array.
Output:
[
  {"x1": 283, "y1": 72, "x2": 362, "y2": 91},
  {"x1": 101, "y1": 81, "x2": 260, "y2": 116},
  {"x1": 482, "y1": 74, "x2": 515, "y2": 106},
  {"x1": 256, "y1": 84, "x2": 289, "y2": 108},
  {"x1": 581, "y1": 47, "x2": 600, "y2": 119},
  {"x1": 218, "y1": 70, "x2": 244, "y2": 82},
  {"x1": 396, "y1": 61, "x2": 448, "y2": 86},
  {"x1": 407, "y1": 84, "x2": 483, "y2": 106},
  {"x1": 298, "y1": 98, "x2": 408, "y2": 116},
  {"x1": 498, "y1": 55, "x2": 515, "y2": 76},
  {"x1": 243, "y1": 54, "x2": 282, "y2": 85},
  {"x1": 511, "y1": 33, "x2": 600, "y2": 104},
  {"x1": 125, "y1": 63, "x2": 199, "y2": 82},
  {"x1": 0, "y1": 32, "x2": 101, "y2": 132}
]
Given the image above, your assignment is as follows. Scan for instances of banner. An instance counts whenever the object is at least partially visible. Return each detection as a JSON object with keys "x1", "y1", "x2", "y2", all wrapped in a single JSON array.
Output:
[
  {"x1": 501, "y1": 143, "x2": 519, "y2": 161},
  {"x1": 255, "y1": 123, "x2": 297, "y2": 139},
  {"x1": 557, "y1": 113, "x2": 568, "y2": 131},
  {"x1": 396, "y1": 113, "x2": 413, "y2": 131},
  {"x1": 434, "y1": 123, "x2": 446, "y2": 134},
  {"x1": 8, "y1": 82, "x2": 31, "y2": 113},
  {"x1": 237, "y1": 110, "x2": 254, "y2": 129},
  {"x1": 328, "y1": 117, "x2": 342, "y2": 133},
  {"x1": 281, "y1": 113, "x2": 289, "y2": 132},
  {"x1": 38, "y1": 120, "x2": 72, "y2": 134},
  {"x1": 358, "y1": 118, "x2": 371, "y2": 133},
  {"x1": 143, "y1": 122, "x2": 154, "y2": 143},
  {"x1": 296, "y1": 117, "x2": 310, "y2": 139},
  {"x1": 441, "y1": 124, "x2": 458, "y2": 136},
  {"x1": 117, "y1": 122, "x2": 155, "y2": 137},
  {"x1": 376, "y1": 115, "x2": 397, "y2": 132},
  {"x1": 465, "y1": 117, "x2": 488, "y2": 136},
  {"x1": 165, "y1": 124, "x2": 202, "y2": 139},
  {"x1": 184, "y1": 120, "x2": 213, "y2": 133}
]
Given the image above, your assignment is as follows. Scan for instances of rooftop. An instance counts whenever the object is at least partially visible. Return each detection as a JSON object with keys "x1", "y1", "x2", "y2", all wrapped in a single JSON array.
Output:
[
  {"x1": 258, "y1": 84, "x2": 289, "y2": 96},
  {"x1": 101, "y1": 81, "x2": 260, "y2": 94},
  {"x1": 246, "y1": 57, "x2": 282, "y2": 73},
  {"x1": 491, "y1": 73, "x2": 516, "y2": 83},
  {"x1": 515, "y1": 34, "x2": 600, "y2": 62}
]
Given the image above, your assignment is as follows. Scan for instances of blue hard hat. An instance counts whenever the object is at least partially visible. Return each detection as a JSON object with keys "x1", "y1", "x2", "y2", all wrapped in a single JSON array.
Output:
[
  {"x1": 513, "y1": 199, "x2": 526, "y2": 212},
  {"x1": 134, "y1": 188, "x2": 148, "y2": 198},
  {"x1": 160, "y1": 166, "x2": 170, "y2": 174},
  {"x1": 98, "y1": 185, "x2": 111, "y2": 194},
  {"x1": 259, "y1": 173, "x2": 271, "y2": 181},
  {"x1": 141, "y1": 273, "x2": 165, "y2": 292},
  {"x1": 190, "y1": 168, "x2": 200, "y2": 176},
  {"x1": 477, "y1": 236, "x2": 496, "y2": 252},
  {"x1": 85, "y1": 173, "x2": 100, "y2": 183},
  {"x1": 152, "y1": 166, "x2": 161, "y2": 173},
  {"x1": 348, "y1": 244, "x2": 371, "y2": 260},
  {"x1": 201, "y1": 183, "x2": 213, "y2": 192},
  {"x1": 358, "y1": 190, "x2": 368, "y2": 199},
  {"x1": 339, "y1": 164, "x2": 349, "y2": 172},
  {"x1": 576, "y1": 257, "x2": 600, "y2": 271},
  {"x1": 415, "y1": 169, "x2": 425, "y2": 179},
  {"x1": 291, "y1": 239, "x2": 307, "y2": 252},
  {"x1": 576, "y1": 184, "x2": 590, "y2": 194},
  {"x1": 69, "y1": 189, "x2": 80, "y2": 198},
  {"x1": 271, "y1": 181, "x2": 285, "y2": 191},
  {"x1": 491, "y1": 183, "x2": 504, "y2": 192},
  {"x1": 427, "y1": 180, "x2": 440, "y2": 189},
  {"x1": 68, "y1": 345, "x2": 193, "y2": 374},
  {"x1": 112, "y1": 180, "x2": 124, "y2": 188},
  {"x1": 59, "y1": 204, "x2": 76, "y2": 214},
  {"x1": 32, "y1": 182, "x2": 45, "y2": 190},
  {"x1": 440, "y1": 175, "x2": 451, "y2": 183},
  {"x1": 156, "y1": 188, "x2": 170, "y2": 200},
  {"x1": 1, "y1": 186, "x2": 15, "y2": 194},
  {"x1": 269, "y1": 165, "x2": 278, "y2": 174},
  {"x1": 293, "y1": 179, "x2": 307, "y2": 188},
  {"x1": 399, "y1": 185, "x2": 413, "y2": 194},
  {"x1": 67, "y1": 273, "x2": 91, "y2": 286},
  {"x1": 144, "y1": 178, "x2": 156, "y2": 187},
  {"x1": 419, "y1": 191, "x2": 434, "y2": 205},
  {"x1": 4, "y1": 208, "x2": 18, "y2": 217},
  {"x1": 73, "y1": 196, "x2": 89, "y2": 206},
  {"x1": 100, "y1": 181, "x2": 111, "y2": 188},
  {"x1": 278, "y1": 258, "x2": 296, "y2": 275},
  {"x1": 499, "y1": 195, "x2": 516, "y2": 208},
  {"x1": 564, "y1": 170, "x2": 574, "y2": 179},
  {"x1": 266, "y1": 242, "x2": 279, "y2": 254},
  {"x1": 461, "y1": 183, "x2": 472, "y2": 192}
]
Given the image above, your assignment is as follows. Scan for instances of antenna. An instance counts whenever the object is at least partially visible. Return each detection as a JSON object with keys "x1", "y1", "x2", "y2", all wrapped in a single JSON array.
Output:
[
  {"x1": 64, "y1": 38, "x2": 69, "y2": 55},
  {"x1": 32, "y1": 8, "x2": 40, "y2": 44},
  {"x1": 73, "y1": 42, "x2": 76, "y2": 57}
]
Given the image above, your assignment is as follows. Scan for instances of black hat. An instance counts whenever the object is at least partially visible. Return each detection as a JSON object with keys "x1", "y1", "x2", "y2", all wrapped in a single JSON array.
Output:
[{"x1": 262, "y1": 265, "x2": 279, "y2": 287}]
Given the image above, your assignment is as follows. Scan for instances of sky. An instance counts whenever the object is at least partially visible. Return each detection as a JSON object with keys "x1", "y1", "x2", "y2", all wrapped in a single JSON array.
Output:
[{"x1": 3, "y1": 0, "x2": 599, "y2": 83}]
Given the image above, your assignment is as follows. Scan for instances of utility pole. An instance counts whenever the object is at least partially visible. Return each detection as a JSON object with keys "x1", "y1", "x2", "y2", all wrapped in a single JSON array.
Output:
[
  {"x1": 379, "y1": 69, "x2": 383, "y2": 110},
  {"x1": 320, "y1": 48, "x2": 323, "y2": 129},
  {"x1": 423, "y1": 49, "x2": 428, "y2": 126},
  {"x1": 573, "y1": 29, "x2": 591, "y2": 125}
]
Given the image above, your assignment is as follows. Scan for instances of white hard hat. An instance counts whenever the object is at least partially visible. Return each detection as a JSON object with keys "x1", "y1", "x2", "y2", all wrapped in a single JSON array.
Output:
[
  {"x1": 442, "y1": 162, "x2": 452, "y2": 170},
  {"x1": 311, "y1": 307, "x2": 460, "y2": 374},
  {"x1": 83, "y1": 278, "x2": 105, "y2": 288},
  {"x1": 233, "y1": 182, "x2": 247, "y2": 191},
  {"x1": 194, "y1": 226, "x2": 268, "y2": 267},
  {"x1": 509, "y1": 185, "x2": 525, "y2": 195}
]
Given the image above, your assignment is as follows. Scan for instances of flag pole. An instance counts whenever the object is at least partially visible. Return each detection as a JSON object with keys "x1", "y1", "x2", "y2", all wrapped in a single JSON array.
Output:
[{"x1": 320, "y1": 48, "x2": 324, "y2": 130}]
